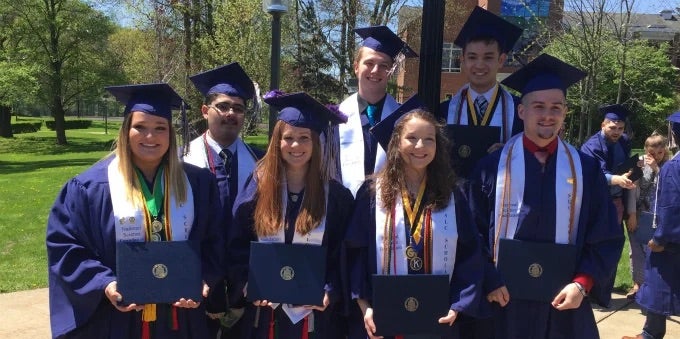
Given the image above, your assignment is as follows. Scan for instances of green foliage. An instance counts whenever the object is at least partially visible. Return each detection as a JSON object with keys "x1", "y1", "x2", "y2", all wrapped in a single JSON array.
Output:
[
  {"x1": 45, "y1": 120, "x2": 93, "y2": 130},
  {"x1": 11, "y1": 122, "x2": 42, "y2": 134}
]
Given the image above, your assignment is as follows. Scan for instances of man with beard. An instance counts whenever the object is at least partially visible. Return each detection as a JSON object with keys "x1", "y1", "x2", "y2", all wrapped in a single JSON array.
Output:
[
  {"x1": 469, "y1": 54, "x2": 623, "y2": 338},
  {"x1": 581, "y1": 104, "x2": 635, "y2": 226},
  {"x1": 183, "y1": 62, "x2": 263, "y2": 338}
]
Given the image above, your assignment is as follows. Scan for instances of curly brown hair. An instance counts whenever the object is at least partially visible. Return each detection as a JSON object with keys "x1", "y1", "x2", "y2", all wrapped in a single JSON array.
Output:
[{"x1": 373, "y1": 109, "x2": 455, "y2": 211}]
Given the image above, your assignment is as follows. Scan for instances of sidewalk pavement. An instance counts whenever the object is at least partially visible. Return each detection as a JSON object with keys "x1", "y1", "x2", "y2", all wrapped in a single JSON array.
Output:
[{"x1": 1, "y1": 289, "x2": 678, "y2": 338}]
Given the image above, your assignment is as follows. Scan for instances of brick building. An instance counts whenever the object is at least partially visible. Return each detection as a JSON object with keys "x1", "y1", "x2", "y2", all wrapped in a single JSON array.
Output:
[{"x1": 395, "y1": 0, "x2": 564, "y2": 102}]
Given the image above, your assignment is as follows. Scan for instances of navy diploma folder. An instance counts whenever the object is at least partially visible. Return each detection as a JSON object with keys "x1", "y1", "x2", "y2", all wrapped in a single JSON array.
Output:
[
  {"x1": 247, "y1": 242, "x2": 327, "y2": 306},
  {"x1": 116, "y1": 240, "x2": 202, "y2": 304},
  {"x1": 496, "y1": 238, "x2": 578, "y2": 302},
  {"x1": 446, "y1": 125, "x2": 500, "y2": 177},
  {"x1": 371, "y1": 274, "x2": 450, "y2": 336}
]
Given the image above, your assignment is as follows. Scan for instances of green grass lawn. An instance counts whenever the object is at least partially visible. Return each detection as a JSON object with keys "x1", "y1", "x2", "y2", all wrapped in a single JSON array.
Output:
[{"x1": 0, "y1": 125, "x2": 634, "y2": 294}]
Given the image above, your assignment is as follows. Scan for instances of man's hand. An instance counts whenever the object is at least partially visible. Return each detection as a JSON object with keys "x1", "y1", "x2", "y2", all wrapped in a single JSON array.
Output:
[
  {"x1": 104, "y1": 281, "x2": 143, "y2": 312},
  {"x1": 612, "y1": 173, "x2": 636, "y2": 189},
  {"x1": 551, "y1": 283, "x2": 584, "y2": 310},
  {"x1": 648, "y1": 239, "x2": 665, "y2": 252},
  {"x1": 487, "y1": 286, "x2": 510, "y2": 307},
  {"x1": 438, "y1": 309, "x2": 458, "y2": 326}
]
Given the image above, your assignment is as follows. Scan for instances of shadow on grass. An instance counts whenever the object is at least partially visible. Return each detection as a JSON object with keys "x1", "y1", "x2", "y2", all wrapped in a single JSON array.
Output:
[{"x1": 0, "y1": 159, "x2": 101, "y2": 175}]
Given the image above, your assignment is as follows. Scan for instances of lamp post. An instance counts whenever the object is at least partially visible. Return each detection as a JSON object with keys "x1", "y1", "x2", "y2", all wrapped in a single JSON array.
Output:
[
  {"x1": 418, "y1": 0, "x2": 445, "y2": 118},
  {"x1": 264, "y1": 0, "x2": 288, "y2": 138}
]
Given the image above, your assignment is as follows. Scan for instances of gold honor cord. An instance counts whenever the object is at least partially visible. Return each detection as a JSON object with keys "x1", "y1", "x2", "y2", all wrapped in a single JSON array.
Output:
[
  {"x1": 401, "y1": 177, "x2": 427, "y2": 244},
  {"x1": 493, "y1": 139, "x2": 579, "y2": 262},
  {"x1": 466, "y1": 86, "x2": 500, "y2": 126}
]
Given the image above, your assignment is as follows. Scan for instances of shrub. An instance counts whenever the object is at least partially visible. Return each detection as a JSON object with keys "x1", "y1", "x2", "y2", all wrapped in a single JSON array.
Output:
[
  {"x1": 45, "y1": 120, "x2": 92, "y2": 130},
  {"x1": 11, "y1": 122, "x2": 43, "y2": 134}
]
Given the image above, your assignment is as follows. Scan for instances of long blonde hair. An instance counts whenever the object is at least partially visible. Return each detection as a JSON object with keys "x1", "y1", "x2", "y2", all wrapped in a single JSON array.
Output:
[
  {"x1": 253, "y1": 121, "x2": 326, "y2": 237},
  {"x1": 114, "y1": 113, "x2": 187, "y2": 207}
]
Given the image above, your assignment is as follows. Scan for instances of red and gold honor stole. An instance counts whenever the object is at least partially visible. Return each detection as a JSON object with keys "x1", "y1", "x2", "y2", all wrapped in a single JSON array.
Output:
[
  {"x1": 492, "y1": 134, "x2": 583, "y2": 262},
  {"x1": 375, "y1": 179, "x2": 457, "y2": 278}
]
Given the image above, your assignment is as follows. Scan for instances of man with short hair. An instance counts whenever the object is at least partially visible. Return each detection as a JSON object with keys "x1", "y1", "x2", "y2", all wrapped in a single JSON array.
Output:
[
  {"x1": 469, "y1": 54, "x2": 623, "y2": 338},
  {"x1": 581, "y1": 104, "x2": 635, "y2": 225},
  {"x1": 183, "y1": 62, "x2": 263, "y2": 338},
  {"x1": 337, "y1": 25, "x2": 417, "y2": 197},
  {"x1": 440, "y1": 7, "x2": 524, "y2": 177}
]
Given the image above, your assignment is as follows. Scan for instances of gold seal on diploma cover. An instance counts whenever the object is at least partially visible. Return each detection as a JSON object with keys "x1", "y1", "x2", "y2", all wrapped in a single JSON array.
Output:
[
  {"x1": 152, "y1": 264, "x2": 168, "y2": 279},
  {"x1": 528, "y1": 263, "x2": 543, "y2": 278},
  {"x1": 405, "y1": 246, "x2": 417, "y2": 259},
  {"x1": 458, "y1": 145, "x2": 472, "y2": 158},
  {"x1": 151, "y1": 220, "x2": 163, "y2": 233},
  {"x1": 409, "y1": 257, "x2": 423, "y2": 271},
  {"x1": 404, "y1": 297, "x2": 419, "y2": 312},
  {"x1": 280, "y1": 266, "x2": 295, "y2": 281}
]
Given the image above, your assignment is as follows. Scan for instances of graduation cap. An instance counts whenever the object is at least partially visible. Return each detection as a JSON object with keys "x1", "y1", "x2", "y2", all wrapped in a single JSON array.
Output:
[
  {"x1": 369, "y1": 95, "x2": 426, "y2": 151},
  {"x1": 501, "y1": 54, "x2": 587, "y2": 98},
  {"x1": 105, "y1": 83, "x2": 185, "y2": 121},
  {"x1": 189, "y1": 62, "x2": 255, "y2": 101},
  {"x1": 454, "y1": 6, "x2": 523, "y2": 53},
  {"x1": 599, "y1": 104, "x2": 631, "y2": 122},
  {"x1": 263, "y1": 90, "x2": 347, "y2": 134},
  {"x1": 355, "y1": 26, "x2": 418, "y2": 60}
]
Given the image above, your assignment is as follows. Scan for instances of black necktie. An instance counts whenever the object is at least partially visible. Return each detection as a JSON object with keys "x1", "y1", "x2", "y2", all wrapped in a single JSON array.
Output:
[{"x1": 219, "y1": 149, "x2": 233, "y2": 178}]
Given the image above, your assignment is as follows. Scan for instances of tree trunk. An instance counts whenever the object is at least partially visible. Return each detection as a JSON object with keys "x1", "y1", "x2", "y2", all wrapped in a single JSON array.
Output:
[{"x1": 0, "y1": 104, "x2": 13, "y2": 138}]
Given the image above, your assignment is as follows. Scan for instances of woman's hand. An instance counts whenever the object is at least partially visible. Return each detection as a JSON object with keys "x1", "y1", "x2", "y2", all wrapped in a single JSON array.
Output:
[
  {"x1": 626, "y1": 213, "x2": 638, "y2": 233},
  {"x1": 487, "y1": 286, "x2": 510, "y2": 306},
  {"x1": 104, "y1": 281, "x2": 143, "y2": 312},
  {"x1": 648, "y1": 239, "x2": 665, "y2": 252},
  {"x1": 362, "y1": 307, "x2": 383, "y2": 339},
  {"x1": 551, "y1": 283, "x2": 584, "y2": 310},
  {"x1": 304, "y1": 291, "x2": 330, "y2": 311},
  {"x1": 173, "y1": 297, "x2": 201, "y2": 308},
  {"x1": 438, "y1": 309, "x2": 458, "y2": 326},
  {"x1": 253, "y1": 300, "x2": 274, "y2": 308}
]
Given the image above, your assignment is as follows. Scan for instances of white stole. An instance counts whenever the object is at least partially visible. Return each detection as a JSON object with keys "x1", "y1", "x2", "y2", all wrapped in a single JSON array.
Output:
[
  {"x1": 108, "y1": 157, "x2": 194, "y2": 242},
  {"x1": 256, "y1": 183, "x2": 329, "y2": 324},
  {"x1": 338, "y1": 93, "x2": 399, "y2": 197},
  {"x1": 374, "y1": 180, "x2": 458, "y2": 279},
  {"x1": 446, "y1": 84, "x2": 516, "y2": 142},
  {"x1": 493, "y1": 134, "x2": 583, "y2": 260},
  {"x1": 182, "y1": 135, "x2": 257, "y2": 193}
]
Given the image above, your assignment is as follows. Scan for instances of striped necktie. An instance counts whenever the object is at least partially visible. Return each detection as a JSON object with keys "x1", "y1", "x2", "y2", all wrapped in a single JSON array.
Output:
[
  {"x1": 474, "y1": 95, "x2": 488, "y2": 120},
  {"x1": 219, "y1": 149, "x2": 233, "y2": 178}
]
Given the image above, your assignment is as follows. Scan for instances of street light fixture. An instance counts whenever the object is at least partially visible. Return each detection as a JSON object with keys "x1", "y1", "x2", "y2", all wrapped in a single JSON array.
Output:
[{"x1": 264, "y1": 0, "x2": 289, "y2": 138}]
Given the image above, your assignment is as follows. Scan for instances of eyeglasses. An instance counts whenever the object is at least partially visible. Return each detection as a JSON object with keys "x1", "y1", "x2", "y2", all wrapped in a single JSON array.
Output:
[{"x1": 209, "y1": 102, "x2": 246, "y2": 115}]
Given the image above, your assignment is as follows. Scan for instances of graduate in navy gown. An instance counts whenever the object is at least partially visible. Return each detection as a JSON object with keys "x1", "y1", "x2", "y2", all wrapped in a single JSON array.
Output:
[
  {"x1": 623, "y1": 112, "x2": 680, "y2": 339},
  {"x1": 46, "y1": 84, "x2": 225, "y2": 339},
  {"x1": 184, "y1": 62, "x2": 263, "y2": 338},
  {"x1": 469, "y1": 54, "x2": 624, "y2": 339},
  {"x1": 227, "y1": 91, "x2": 354, "y2": 339},
  {"x1": 346, "y1": 96, "x2": 484, "y2": 339},
  {"x1": 580, "y1": 104, "x2": 635, "y2": 225}
]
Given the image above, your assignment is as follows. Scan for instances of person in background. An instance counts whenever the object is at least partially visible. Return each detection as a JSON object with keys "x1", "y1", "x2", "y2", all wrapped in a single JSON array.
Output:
[
  {"x1": 47, "y1": 83, "x2": 225, "y2": 338},
  {"x1": 346, "y1": 97, "x2": 483, "y2": 339},
  {"x1": 183, "y1": 62, "x2": 263, "y2": 338},
  {"x1": 622, "y1": 113, "x2": 680, "y2": 339},
  {"x1": 581, "y1": 104, "x2": 636, "y2": 226},
  {"x1": 469, "y1": 54, "x2": 623, "y2": 338},
  {"x1": 227, "y1": 91, "x2": 354, "y2": 339},
  {"x1": 624, "y1": 132, "x2": 670, "y2": 300}
]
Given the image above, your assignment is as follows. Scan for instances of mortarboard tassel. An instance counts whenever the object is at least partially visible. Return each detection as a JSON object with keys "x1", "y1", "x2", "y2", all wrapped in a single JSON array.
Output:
[
  {"x1": 320, "y1": 104, "x2": 344, "y2": 182},
  {"x1": 180, "y1": 100, "x2": 189, "y2": 157}
]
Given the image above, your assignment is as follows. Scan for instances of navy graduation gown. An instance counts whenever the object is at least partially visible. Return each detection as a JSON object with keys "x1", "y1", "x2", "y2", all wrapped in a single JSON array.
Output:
[
  {"x1": 46, "y1": 156, "x2": 226, "y2": 338},
  {"x1": 226, "y1": 177, "x2": 354, "y2": 339},
  {"x1": 468, "y1": 147, "x2": 624, "y2": 339},
  {"x1": 637, "y1": 154, "x2": 680, "y2": 316},
  {"x1": 345, "y1": 180, "x2": 485, "y2": 338}
]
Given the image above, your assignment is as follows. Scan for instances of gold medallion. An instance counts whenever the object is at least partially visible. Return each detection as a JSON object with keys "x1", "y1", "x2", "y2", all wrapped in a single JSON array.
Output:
[
  {"x1": 458, "y1": 145, "x2": 472, "y2": 158},
  {"x1": 152, "y1": 264, "x2": 168, "y2": 279},
  {"x1": 280, "y1": 266, "x2": 295, "y2": 281},
  {"x1": 528, "y1": 263, "x2": 543, "y2": 278},
  {"x1": 405, "y1": 246, "x2": 417, "y2": 259},
  {"x1": 404, "y1": 297, "x2": 419, "y2": 312},
  {"x1": 151, "y1": 219, "x2": 163, "y2": 233},
  {"x1": 150, "y1": 233, "x2": 161, "y2": 242},
  {"x1": 409, "y1": 256, "x2": 423, "y2": 271}
]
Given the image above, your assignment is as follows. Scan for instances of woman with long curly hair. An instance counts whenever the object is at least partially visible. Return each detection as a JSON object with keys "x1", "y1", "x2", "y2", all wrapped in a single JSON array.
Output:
[
  {"x1": 345, "y1": 97, "x2": 484, "y2": 339},
  {"x1": 227, "y1": 91, "x2": 354, "y2": 338}
]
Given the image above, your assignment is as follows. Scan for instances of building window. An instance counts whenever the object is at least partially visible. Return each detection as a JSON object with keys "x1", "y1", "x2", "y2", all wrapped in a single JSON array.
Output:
[{"x1": 442, "y1": 42, "x2": 462, "y2": 73}]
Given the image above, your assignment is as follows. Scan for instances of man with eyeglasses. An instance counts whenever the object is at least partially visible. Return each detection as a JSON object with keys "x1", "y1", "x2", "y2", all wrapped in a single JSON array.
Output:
[{"x1": 184, "y1": 62, "x2": 263, "y2": 339}]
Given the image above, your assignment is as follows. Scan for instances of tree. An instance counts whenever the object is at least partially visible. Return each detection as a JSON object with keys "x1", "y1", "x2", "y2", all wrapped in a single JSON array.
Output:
[{"x1": 3, "y1": 0, "x2": 123, "y2": 144}]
